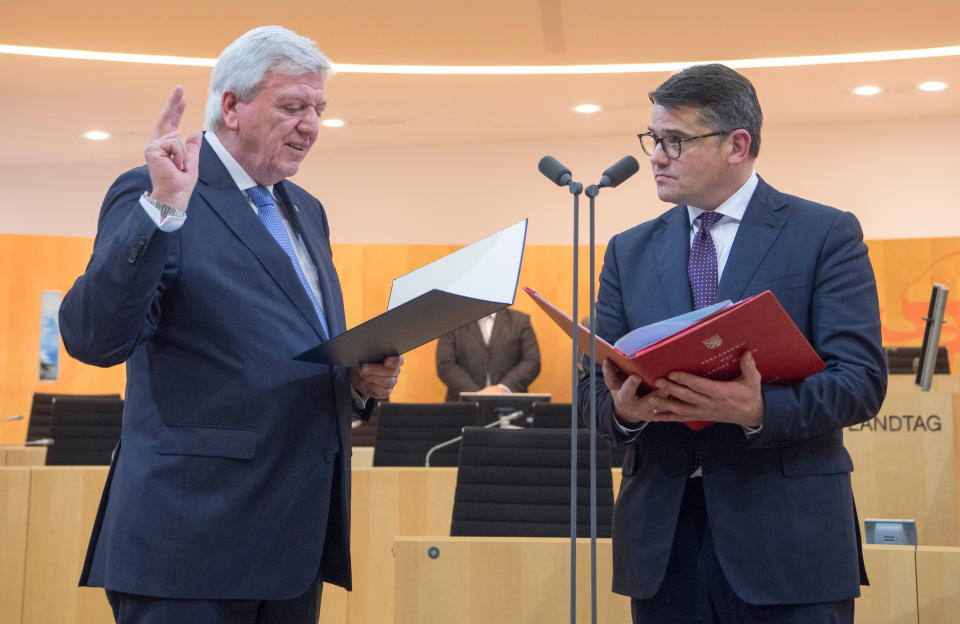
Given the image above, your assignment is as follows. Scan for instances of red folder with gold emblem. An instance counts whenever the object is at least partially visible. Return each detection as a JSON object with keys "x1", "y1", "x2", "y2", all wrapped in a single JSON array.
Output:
[{"x1": 523, "y1": 287, "x2": 824, "y2": 430}]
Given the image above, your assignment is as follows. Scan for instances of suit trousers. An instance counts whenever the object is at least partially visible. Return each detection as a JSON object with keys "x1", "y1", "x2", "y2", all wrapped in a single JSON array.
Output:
[
  {"x1": 631, "y1": 478, "x2": 854, "y2": 624},
  {"x1": 106, "y1": 578, "x2": 323, "y2": 624}
]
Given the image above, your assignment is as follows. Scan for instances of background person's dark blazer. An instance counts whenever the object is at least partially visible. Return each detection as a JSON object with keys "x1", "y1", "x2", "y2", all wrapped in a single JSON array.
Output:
[
  {"x1": 580, "y1": 177, "x2": 886, "y2": 605},
  {"x1": 436, "y1": 308, "x2": 541, "y2": 402},
  {"x1": 60, "y1": 138, "x2": 366, "y2": 600}
]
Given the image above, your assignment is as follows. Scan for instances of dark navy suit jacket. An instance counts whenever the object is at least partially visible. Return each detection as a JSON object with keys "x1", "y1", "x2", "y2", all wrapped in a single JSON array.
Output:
[
  {"x1": 60, "y1": 138, "x2": 364, "y2": 600},
  {"x1": 580, "y1": 178, "x2": 886, "y2": 605}
]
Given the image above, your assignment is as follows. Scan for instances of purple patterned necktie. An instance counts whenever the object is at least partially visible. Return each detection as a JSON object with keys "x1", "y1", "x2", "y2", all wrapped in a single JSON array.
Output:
[
  {"x1": 689, "y1": 211, "x2": 724, "y2": 310},
  {"x1": 686, "y1": 210, "x2": 722, "y2": 477}
]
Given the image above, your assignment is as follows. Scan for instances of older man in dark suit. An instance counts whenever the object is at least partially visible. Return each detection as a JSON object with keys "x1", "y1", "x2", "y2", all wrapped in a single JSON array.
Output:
[
  {"x1": 581, "y1": 64, "x2": 886, "y2": 623},
  {"x1": 60, "y1": 26, "x2": 402, "y2": 624}
]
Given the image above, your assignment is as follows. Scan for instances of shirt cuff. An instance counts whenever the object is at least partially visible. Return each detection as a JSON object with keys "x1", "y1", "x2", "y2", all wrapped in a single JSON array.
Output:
[
  {"x1": 140, "y1": 195, "x2": 186, "y2": 232},
  {"x1": 351, "y1": 386, "x2": 372, "y2": 410},
  {"x1": 613, "y1": 413, "x2": 648, "y2": 443},
  {"x1": 497, "y1": 384, "x2": 512, "y2": 393}
]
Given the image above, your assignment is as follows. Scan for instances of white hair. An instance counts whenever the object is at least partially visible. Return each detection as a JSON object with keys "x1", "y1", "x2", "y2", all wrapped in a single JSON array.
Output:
[{"x1": 204, "y1": 26, "x2": 333, "y2": 131}]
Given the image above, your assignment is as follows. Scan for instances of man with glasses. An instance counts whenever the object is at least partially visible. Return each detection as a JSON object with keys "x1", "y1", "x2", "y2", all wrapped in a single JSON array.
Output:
[{"x1": 581, "y1": 64, "x2": 885, "y2": 622}]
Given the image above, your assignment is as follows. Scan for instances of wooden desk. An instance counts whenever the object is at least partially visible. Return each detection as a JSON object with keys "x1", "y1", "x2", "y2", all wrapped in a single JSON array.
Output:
[
  {"x1": 859, "y1": 544, "x2": 919, "y2": 624},
  {"x1": 394, "y1": 539, "x2": 917, "y2": 624},
  {"x1": 0, "y1": 447, "x2": 46, "y2": 466},
  {"x1": 887, "y1": 375, "x2": 960, "y2": 394},
  {"x1": 916, "y1": 545, "x2": 960, "y2": 623},
  {"x1": 846, "y1": 391, "x2": 960, "y2": 545},
  {"x1": 352, "y1": 446, "x2": 374, "y2": 468},
  {"x1": 393, "y1": 536, "x2": 630, "y2": 623},
  {"x1": 0, "y1": 468, "x2": 31, "y2": 624},
  {"x1": 21, "y1": 467, "x2": 112, "y2": 624},
  {"x1": 348, "y1": 467, "x2": 459, "y2": 624},
  {"x1": 0, "y1": 463, "x2": 935, "y2": 624}
]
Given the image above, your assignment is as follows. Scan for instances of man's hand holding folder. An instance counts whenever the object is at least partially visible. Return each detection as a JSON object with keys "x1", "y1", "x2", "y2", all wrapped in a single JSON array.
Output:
[
  {"x1": 524, "y1": 287, "x2": 824, "y2": 430},
  {"x1": 603, "y1": 350, "x2": 764, "y2": 430}
]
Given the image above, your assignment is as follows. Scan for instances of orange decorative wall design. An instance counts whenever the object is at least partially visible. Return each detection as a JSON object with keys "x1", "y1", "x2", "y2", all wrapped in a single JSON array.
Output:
[{"x1": 2, "y1": 234, "x2": 957, "y2": 444}]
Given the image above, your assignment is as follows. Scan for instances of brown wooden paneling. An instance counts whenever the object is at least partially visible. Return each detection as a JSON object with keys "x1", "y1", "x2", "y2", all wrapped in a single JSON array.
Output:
[
  {"x1": 0, "y1": 467, "x2": 31, "y2": 624},
  {"x1": 3, "y1": 234, "x2": 959, "y2": 447},
  {"x1": 21, "y1": 466, "x2": 112, "y2": 624},
  {"x1": 846, "y1": 392, "x2": 960, "y2": 546},
  {"x1": 917, "y1": 545, "x2": 960, "y2": 623}
]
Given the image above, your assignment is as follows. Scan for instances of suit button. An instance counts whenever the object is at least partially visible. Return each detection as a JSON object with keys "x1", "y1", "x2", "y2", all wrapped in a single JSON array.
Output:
[{"x1": 675, "y1": 448, "x2": 687, "y2": 458}]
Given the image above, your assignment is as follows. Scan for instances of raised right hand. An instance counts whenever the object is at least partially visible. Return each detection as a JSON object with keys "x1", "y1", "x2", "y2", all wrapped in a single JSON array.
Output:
[{"x1": 144, "y1": 85, "x2": 203, "y2": 212}]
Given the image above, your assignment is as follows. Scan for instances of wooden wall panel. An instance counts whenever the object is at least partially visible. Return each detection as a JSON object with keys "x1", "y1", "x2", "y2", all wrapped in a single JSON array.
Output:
[
  {"x1": 3, "y1": 233, "x2": 959, "y2": 446},
  {"x1": 917, "y1": 546, "x2": 960, "y2": 623},
  {"x1": 0, "y1": 235, "x2": 125, "y2": 444},
  {"x1": 846, "y1": 392, "x2": 960, "y2": 546},
  {"x1": 21, "y1": 466, "x2": 112, "y2": 624},
  {"x1": 0, "y1": 467, "x2": 31, "y2": 624},
  {"x1": 869, "y1": 238, "x2": 960, "y2": 373}
]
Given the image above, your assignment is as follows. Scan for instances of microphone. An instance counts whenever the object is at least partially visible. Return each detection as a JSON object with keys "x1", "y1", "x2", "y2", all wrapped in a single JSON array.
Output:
[
  {"x1": 538, "y1": 155, "x2": 573, "y2": 186},
  {"x1": 598, "y1": 155, "x2": 640, "y2": 188},
  {"x1": 0, "y1": 437, "x2": 53, "y2": 448}
]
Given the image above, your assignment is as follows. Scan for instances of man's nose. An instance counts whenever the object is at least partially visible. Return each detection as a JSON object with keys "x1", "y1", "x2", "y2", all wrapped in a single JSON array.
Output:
[
  {"x1": 649, "y1": 141, "x2": 670, "y2": 166},
  {"x1": 298, "y1": 109, "x2": 320, "y2": 137}
]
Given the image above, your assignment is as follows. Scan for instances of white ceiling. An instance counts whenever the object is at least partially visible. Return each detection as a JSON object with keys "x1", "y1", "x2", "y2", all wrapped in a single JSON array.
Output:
[{"x1": 2, "y1": 0, "x2": 958, "y2": 169}]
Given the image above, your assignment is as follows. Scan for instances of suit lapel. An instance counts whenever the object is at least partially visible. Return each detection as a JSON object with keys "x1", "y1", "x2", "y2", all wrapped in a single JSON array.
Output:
[
  {"x1": 465, "y1": 319, "x2": 487, "y2": 349},
  {"x1": 488, "y1": 311, "x2": 508, "y2": 348},
  {"x1": 718, "y1": 178, "x2": 788, "y2": 302},
  {"x1": 276, "y1": 181, "x2": 345, "y2": 339},
  {"x1": 652, "y1": 206, "x2": 695, "y2": 316},
  {"x1": 193, "y1": 142, "x2": 327, "y2": 341}
]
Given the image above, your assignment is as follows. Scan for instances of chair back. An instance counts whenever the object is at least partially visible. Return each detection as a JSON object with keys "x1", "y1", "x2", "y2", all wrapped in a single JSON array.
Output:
[
  {"x1": 884, "y1": 346, "x2": 950, "y2": 374},
  {"x1": 351, "y1": 403, "x2": 380, "y2": 447},
  {"x1": 26, "y1": 392, "x2": 121, "y2": 441},
  {"x1": 450, "y1": 427, "x2": 614, "y2": 537},
  {"x1": 45, "y1": 396, "x2": 123, "y2": 465},
  {"x1": 530, "y1": 401, "x2": 575, "y2": 429},
  {"x1": 530, "y1": 402, "x2": 626, "y2": 468},
  {"x1": 372, "y1": 402, "x2": 480, "y2": 466}
]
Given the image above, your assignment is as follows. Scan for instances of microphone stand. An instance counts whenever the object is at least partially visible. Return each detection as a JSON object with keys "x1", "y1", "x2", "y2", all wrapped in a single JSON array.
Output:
[
  {"x1": 0, "y1": 438, "x2": 54, "y2": 447},
  {"x1": 567, "y1": 179, "x2": 583, "y2": 624},
  {"x1": 583, "y1": 184, "x2": 600, "y2": 624},
  {"x1": 423, "y1": 410, "x2": 524, "y2": 467},
  {"x1": 535, "y1": 154, "x2": 635, "y2": 624},
  {"x1": 536, "y1": 155, "x2": 583, "y2": 624}
]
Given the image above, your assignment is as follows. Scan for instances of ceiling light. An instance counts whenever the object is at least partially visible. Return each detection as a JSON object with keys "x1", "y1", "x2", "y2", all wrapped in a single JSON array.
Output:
[
  {"x1": 84, "y1": 130, "x2": 110, "y2": 140},
  {"x1": 853, "y1": 86, "x2": 882, "y2": 96},
  {"x1": 2, "y1": 43, "x2": 960, "y2": 74},
  {"x1": 918, "y1": 81, "x2": 948, "y2": 92},
  {"x1": 322, "y1": 119, "x2": 346, "y2": 128},
  {"x1": 574, "y1": 104, "x2": 601, "y2": 114}
]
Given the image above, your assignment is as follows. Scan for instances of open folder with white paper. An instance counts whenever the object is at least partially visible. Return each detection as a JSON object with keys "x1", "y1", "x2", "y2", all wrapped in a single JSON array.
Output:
[{"x1": 295, "y1": 219, "x2": 528, "y2": 367}]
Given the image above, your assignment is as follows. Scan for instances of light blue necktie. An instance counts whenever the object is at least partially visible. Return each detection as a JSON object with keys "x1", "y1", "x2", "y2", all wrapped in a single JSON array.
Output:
[{"x1": 247, "y1": 185, "x2": 329, "y2": 340}]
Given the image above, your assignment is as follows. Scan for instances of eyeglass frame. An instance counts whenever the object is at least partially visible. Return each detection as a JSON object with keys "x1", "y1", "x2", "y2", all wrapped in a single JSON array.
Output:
[{"x1": 636, "y1": 131, "x2": 731, "y2": 159}]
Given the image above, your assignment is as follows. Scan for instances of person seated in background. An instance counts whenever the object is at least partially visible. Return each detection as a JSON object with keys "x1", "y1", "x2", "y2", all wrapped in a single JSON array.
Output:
[{"x1": 436, "y1": 307, "x2": 541, "y2": 401}]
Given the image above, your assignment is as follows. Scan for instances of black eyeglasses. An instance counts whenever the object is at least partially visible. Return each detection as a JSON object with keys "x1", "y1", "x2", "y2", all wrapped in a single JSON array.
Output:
[{"x1": 636, "y1": 131, "x2": 729, "y2": 159}]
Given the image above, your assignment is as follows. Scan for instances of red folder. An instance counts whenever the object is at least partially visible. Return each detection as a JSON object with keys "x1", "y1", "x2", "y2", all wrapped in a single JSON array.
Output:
[{"x1": 523, "y1": 287, "x2": 825, "y2": 430}]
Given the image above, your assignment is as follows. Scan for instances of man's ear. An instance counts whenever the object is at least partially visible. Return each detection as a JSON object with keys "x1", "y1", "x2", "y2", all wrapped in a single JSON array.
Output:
[
  {"x1": 221, "y1": 91, "x2": 241, "y2": 131},
  {"x1": 727, "y1": 129, "x2": 752, "y2": 165}
]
